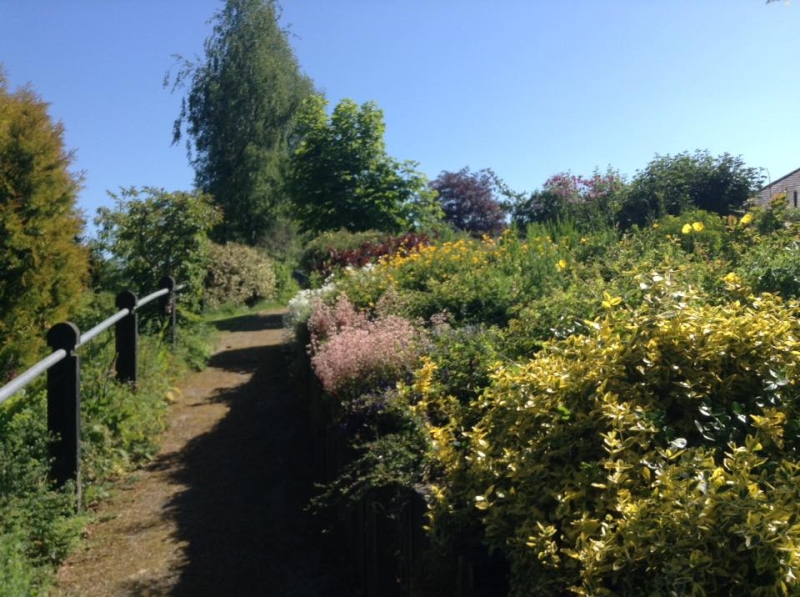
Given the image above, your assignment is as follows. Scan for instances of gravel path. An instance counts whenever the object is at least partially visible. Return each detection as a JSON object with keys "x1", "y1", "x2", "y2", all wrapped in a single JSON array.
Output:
[{"x1": 53, "y1": 310, "x2": 352, "y2": 597}]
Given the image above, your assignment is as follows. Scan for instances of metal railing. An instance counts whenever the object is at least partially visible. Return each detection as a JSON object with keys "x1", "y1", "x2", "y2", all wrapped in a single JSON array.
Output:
[{"x1": 0, "y1": 276, "x2": 183, "y2": 497}]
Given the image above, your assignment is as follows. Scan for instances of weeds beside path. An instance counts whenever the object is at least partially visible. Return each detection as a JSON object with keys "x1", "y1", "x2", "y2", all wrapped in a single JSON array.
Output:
[{"x1": 53, "y1": 309, "x2": 351, "y2": 597}]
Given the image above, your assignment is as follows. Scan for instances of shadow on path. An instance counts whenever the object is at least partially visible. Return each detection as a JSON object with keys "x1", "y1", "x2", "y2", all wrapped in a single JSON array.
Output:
[
  {"x1": 209, "y1": 311, "x2": 285, "y2": 333},
  {"x1": 123, "y1": 312, "x2": 352, "y2": 596}
]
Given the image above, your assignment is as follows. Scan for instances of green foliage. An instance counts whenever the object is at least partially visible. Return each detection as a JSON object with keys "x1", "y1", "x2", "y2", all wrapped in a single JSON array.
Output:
[
  {"x1": 511, "y1": 168, "x2": 627, "y2": 233},
  {"x1": 426, "y1": 322, "x2": 503, "y2": 405},
  {"x1": 654, "y1": 208, "x2": 735, "y2": 261},
  {"x1": 79, "y1": 335, "x2": 173, "y2": 485},
  {"x1": 0, "y1": 74, "x2": 89, "y2": 377},
  {"x1": 300, "y1": 229, "x2": 430, "y2": 287},
  {"x1": 289, "y1": 95, "x2": 441, "y2": 235},
  {"x1": 169, "y1": 0, "x2": 314, "y2": 244},
  {"x1": 739, "y1": 238, "x2": 800, "y2": 300},
  {"x1": 619, "y1": 150, "x2": 764, "y2": 228},
  {"x1": 0, "y1": 289, "x2": 209, "y2": 594},
  {"x1": 293, "y1": 188, "x2": 800, "y2": 593},
  {"x1": 300, "y1": 228, "x2": 386, "y2": 285},
  {"x1": 0, "y1": 389, "x2": 84, "y2": 594},
  {"x1": 421, "y1": 287, "x2": 800, "y2": 595},
  {"x1": 334, "y1": 231, "x2": 575, "y2": 326},
  {"x1": 94, "y1": 186, "x2": 220, "y2": 308},
  {"x1": 204, "y1": 241, "x2": 277, "y2": 309},
  {"x1": 256, "y1": 214, "x2": 305, "y2": 301}
]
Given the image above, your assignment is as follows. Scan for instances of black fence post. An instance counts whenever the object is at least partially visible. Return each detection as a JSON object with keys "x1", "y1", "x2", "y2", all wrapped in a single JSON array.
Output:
[
  {"x1": 159, "y1": 276, "x2": 177, "y2": 351},
  {"x1": 115, "y1": 290, "x2": 138, "y2": 384},
  {"x1": 47, "y1": 322, "x2": 81, "y2": 495}
]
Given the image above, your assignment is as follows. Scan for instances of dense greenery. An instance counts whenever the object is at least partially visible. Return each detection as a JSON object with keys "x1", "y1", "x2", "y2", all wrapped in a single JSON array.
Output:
[
  {"x1": 94, "y1": 186, "x2": 220, "y2": 307},
  {"x1": 512, "y1": 168, "x2": 626, "y2": 232},
  {"x1": 169, "y1": 0, "x2": 313, "y2": 244},
  {"x1": 509, "y1": 153, "x2": 764, "y2": 233},
  {"x1": 619, "y1": 150, "x2": 764, "y2": 228},
  {"x1": 288, "y1": 95, "x2": 440, "y2": 235},
  {"x1": 0, "y1": 74, "x2": 89, "y2": 379},
  {"x1": 0, "y1": 1, "x2": 785, "y2": 592},
  {"x1": 289, "y1": 195, "x2": 800, "y2": 595},
  {"x1": 0, "y1": 291, "x2": 208, "y2": 594}
]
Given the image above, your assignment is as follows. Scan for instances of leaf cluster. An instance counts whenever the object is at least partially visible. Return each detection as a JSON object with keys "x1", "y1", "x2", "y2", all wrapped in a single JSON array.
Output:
[
  {"x1": 204, "y1": 241, "x2": 277, "y2": 309},
  {"x1": 431, "y1": 167, "x2": 509, "y2": 237},
  {"x1": 93, "y1": 186, "x2": 220, "y2": 309},
  {"x1": 289, "y1": 96, "x2": 440, "y2": 235},
  {"x1": 0, "y1": 77, "x2": 89, "y2": 376}
]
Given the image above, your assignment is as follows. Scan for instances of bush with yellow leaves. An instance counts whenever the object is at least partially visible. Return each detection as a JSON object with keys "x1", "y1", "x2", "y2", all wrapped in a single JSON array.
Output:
[
  {"x1": 416, "y1": 279, "x2": 800, "y2": 596},
  {"x1": 204, "y1": 242, "x2": 277, "y2": 309}
]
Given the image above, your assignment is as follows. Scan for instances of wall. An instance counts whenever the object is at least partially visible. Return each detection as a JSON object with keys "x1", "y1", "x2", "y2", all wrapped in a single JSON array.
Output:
[{"x1": 755, "y1": 167, "x2": 800, "y2": 208}]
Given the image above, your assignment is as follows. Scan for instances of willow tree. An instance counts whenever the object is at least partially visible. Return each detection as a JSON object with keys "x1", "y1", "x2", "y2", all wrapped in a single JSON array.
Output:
[
  {"x1": 0, "y1": 71, "x2": 88, "y2": 377},
  {"x1": 169, "y1": 0, "x2": 313, "y2": 244}
]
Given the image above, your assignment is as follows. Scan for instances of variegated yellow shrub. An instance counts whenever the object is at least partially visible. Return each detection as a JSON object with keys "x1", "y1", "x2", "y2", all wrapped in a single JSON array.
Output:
[{"x1": 419, "y1": 280, "x2": 800, "y2": 596}]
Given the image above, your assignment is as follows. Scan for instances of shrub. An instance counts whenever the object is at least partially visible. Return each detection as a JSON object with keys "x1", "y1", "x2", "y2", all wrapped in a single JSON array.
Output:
[
  {"x1": 421, "y1": 284, "x2": 800, "y2": 595},
  {"x1": 204, "y1": 241, "x2": 277, "y2": 309},
  {"x1": 655, "y1": 208, "x2": 735, "y2": 261},
  {"x1": 619, "y1": 150, "x2": 764, "y2": 228},
  {"x1": 0, "y1": 389, "x2": 84, "y2": 593},
  {"x1": 94, "y1": 187, "x2": 220, "y2": 309},
  {"x1": 334, "y1": 232, "x2": 570, "y2": 326},
  {"x1": 512, "y1": 168, "x2": 626, "y2": 232},
  {"x1": 300, "y1": 229, "x2": 429, "y2": 284},
  {"x1": 308, "y1": 295, "x2": 418, "y2": 399},
  {"x1": 430, "y1": 167, "x2": 508, "y2": 236}
]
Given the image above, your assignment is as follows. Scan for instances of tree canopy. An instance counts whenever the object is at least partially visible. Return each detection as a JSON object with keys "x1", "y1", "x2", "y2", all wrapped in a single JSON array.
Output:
[
  {"x1": 619, "y1": 150, "x2": 764, "y2": 228},
  {"x1": 169, "y1": 0, "x2": 313, "y2": 244},
  {"x1": 430, "y1": 167, "x2": 508, "y2": 236},
  {"x1": 288, "y1": 96, "x2": 440, "y2": 235},
  {"x1": 94, "y1": 187, "x2": 220, "y2": 307},
  {"x1": 0, "y1": 72, "x2": 88, "y2": 376}
]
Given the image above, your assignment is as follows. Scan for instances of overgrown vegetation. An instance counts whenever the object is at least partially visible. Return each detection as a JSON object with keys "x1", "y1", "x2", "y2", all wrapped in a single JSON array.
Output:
[
  {"x1": 0, "y1": 0, "x2": 788, "y2": 593},
  {"x1": 290, "y1": 194, "x2": 800, "y2": 595},
  {"x1": 0, "y1": 298, "x2": 206, "y2": 594}
]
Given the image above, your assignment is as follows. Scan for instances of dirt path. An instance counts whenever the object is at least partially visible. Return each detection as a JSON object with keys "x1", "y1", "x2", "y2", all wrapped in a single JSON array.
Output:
[{"x1": 53, "y1": 310, "x2": 352, "y2": 597}]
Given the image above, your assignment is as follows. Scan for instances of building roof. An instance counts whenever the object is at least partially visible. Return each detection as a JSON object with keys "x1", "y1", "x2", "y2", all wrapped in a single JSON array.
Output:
[{"x1": 760, "y1": 166, "x2": 800, "y2": 192}]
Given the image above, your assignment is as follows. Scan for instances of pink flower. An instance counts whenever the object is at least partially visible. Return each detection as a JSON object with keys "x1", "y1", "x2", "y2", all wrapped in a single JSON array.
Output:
[{"x1": 308, "y1": 295, "x2": 419, "y2": 397}]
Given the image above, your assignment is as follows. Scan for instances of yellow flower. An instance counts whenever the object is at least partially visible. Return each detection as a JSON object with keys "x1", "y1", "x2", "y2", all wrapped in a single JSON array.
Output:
[
  {"x1": 723, "y1": 272, "x2": 741, "y2": 285},
  {"x1": 557, "y1": 259, "x2": 568, "y2": 271},
  {"x1": 740, "y1": 213, "x2": 754, "y2": 226},
  {"x1": 681, "y1": 223, "x2": 692, "y2": 235},
  {"x1": 602, "y1": 292, "x2": 622, "y2": 309},
  {"x1": 692, "y1": 221, "x2": 704, "y2": 232},
  {"x1": 652, "y1": 223, "x2": 660, "y2": 229}
]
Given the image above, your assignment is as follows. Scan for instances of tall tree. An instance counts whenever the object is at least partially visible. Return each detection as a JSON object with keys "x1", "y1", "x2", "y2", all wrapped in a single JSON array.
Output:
[
  {"x1": 169, "y1": 0, "x2": 313, "y2": 244},
  {"x1": 288, "y1": 95, "x2": 440, "y2": 235},
  {"x1": 431, "y1": 167, "x2": 508, "y2": 236},
  {"x1": 0, "y1": 71, "x2": 88, "y2": 376}
]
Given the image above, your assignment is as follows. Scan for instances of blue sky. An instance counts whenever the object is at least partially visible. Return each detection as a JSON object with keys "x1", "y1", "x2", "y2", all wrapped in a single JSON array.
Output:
[{"x1": 0, "y1": 1, "x2": 796, "y2": 235}]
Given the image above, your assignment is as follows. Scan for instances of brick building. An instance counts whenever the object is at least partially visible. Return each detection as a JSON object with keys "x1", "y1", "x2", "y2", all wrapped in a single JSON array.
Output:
[{"x1": 755, "y1": 167, "x2": 800, "y2": 208}]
